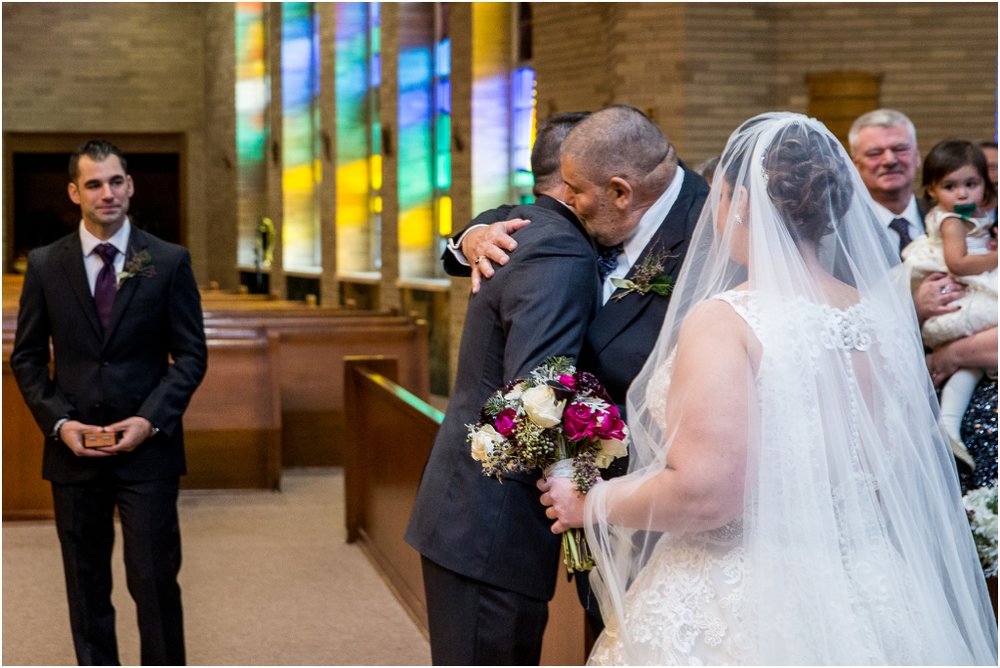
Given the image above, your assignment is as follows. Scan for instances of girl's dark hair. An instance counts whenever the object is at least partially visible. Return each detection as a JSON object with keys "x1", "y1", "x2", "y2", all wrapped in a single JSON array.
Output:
[{"x1": 921, "y1": 139, "x2": 996, "y2": 206}]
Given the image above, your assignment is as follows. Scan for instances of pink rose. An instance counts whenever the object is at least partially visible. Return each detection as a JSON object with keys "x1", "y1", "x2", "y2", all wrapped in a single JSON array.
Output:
[
  {"x1": 558, "y1": 374, "x2": 576, "y2": 390},
  {"x1": 494, "y1": 409, "x2": 517, "y2": 437},
  {"x1": 562, "y1": 402, "x2": 598, "y2": 441}
]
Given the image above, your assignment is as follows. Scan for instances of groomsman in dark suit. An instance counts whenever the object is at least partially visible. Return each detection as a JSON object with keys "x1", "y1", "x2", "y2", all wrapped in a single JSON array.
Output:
[
  {"x1": 406, "y1": 113, "x2": 600, "y2": 665},
  {"x1": 11, "y1": 140, "x2": 207, "y2": 665},
  {"x1": 444, "y1": 105, "x2": 709, "y2": 638}
]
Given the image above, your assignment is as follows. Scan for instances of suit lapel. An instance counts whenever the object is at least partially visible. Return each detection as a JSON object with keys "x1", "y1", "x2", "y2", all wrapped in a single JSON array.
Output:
[
  {"x1": 588, "y1": 169, "x2": 704, "y2": 355},
  {"x1": 59, "y1": 235, "x2": 105, "y2": 340},
  {"x1": 103, "y1": 228, "x2": 147, "y2": 345}
]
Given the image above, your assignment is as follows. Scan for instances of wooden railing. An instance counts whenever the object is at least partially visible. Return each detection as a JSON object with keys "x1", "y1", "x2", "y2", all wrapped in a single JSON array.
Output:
[{"x1": 342, "y1": 357, "x2": 587, "y2": 665}]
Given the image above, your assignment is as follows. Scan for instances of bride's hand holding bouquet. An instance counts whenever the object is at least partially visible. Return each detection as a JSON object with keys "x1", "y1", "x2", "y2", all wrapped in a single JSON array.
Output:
[
  {"x1": 467, "y1": 356, "x2": 628, "y2": 573},
  {"x1": 537, "y1": 475, "x2": 590, "y2": 533}
]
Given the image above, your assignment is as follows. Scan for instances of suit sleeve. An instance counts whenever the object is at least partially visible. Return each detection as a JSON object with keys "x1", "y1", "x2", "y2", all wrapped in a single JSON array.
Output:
[
  {"x1": 10, "y1": 251, "x2": 76, "y2": 434},
  {"x1": 441, "y1": 204, "x2": 516, "y2": 277},
  {"x1": 500, "y1": 235, "x2": 599, "y2": 379},
  {"x1": 135, "y1": 249, "x2": 207, "y2": 437}
]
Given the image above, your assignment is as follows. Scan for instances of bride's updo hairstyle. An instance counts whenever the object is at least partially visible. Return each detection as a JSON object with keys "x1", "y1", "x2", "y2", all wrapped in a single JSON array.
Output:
[{"x1": 762, "y1": 125, "x2": 853, "y2": 243}]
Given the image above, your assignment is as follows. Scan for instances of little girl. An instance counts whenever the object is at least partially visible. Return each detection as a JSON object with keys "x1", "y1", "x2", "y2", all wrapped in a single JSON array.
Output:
[{"x1": 903, "y1": 139, "x2": 997, "y2": 469}]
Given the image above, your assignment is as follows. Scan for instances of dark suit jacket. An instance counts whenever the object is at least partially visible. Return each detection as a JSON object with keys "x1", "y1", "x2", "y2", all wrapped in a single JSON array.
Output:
[
  {"x1": 580, "y1": 168, "x2": 709, "y2": 408},
  {"x1": 406, "y1": 196, "x2": 600, "y2": 601},
  {"x1": 443, "y1": 170, "x2": 709, "y2": 411},
  {"x1": 11, "y1": 226, "x2": 208, "y2": 484}
]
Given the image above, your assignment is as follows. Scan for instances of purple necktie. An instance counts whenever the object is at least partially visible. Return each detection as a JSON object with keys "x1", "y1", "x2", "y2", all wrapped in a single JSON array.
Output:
[
  {"x1": 94, "y1": 243, "x2": 118, "y2": 331},
  {"x1": 888, "y1": 217, "x2": 913, "y2": 256}
]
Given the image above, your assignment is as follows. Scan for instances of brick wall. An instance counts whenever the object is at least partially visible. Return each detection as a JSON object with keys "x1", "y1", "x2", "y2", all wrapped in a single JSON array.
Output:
[
  {"x1": 530, "y1": 2, "x2": 997, "y2": 168},
  {"x1": 3, "y1": 2, "x2": 996, "y2": 394},
  {"x1": 2, "y1": 3, "x2": 205, "y2": 132},
  {"x1": 774, "y1": 3, "x2": 997, "y2": 164}
]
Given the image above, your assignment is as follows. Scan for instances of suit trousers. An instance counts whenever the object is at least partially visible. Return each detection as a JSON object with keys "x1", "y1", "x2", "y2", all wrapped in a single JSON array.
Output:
[
  {"x1": 51, "y1": 475, "x2": 184, "y2": 666},
  {"x1": 421, "y1": 556, "x2": 548, "y2": 665}
]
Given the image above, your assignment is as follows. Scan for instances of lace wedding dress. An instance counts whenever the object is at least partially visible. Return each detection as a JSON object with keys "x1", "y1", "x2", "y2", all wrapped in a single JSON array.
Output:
[
  {"x1": 585, "y1": 113, "x2": 997, "y2": 666},
  {"x1": 591, "y1": 290, "x2": 894, "y2": 665}
]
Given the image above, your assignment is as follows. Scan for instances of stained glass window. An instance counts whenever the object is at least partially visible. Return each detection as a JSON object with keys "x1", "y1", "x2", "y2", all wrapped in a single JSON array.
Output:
[
  {"x1": 281, "y1": 2, "x2": 321, "y2": 272},
  {"x1": 236, "y1": 2, "x2": 269, "y2": 268},
  {"x1": 335, "y1": 2, "x2": 381, "y2": 274}
]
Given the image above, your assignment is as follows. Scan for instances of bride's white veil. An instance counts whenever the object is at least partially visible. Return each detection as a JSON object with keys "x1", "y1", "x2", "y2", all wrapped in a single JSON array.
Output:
[{"x1": 585, "y1": 112, "x2": 997, "y2": 664}]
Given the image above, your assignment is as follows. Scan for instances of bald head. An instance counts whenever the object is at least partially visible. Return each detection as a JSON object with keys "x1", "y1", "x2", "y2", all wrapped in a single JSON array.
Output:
[
  {"x1": 561, "y1": 105, "x2": 676, "y2": 196},
  {"x1": 560, "y1": 105, "x2": 679, "y2": 246}
]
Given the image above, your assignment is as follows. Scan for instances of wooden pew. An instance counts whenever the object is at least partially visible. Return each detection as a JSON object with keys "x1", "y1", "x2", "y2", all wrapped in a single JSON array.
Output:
[
  {"x1": 2, "y1": 350, "x2": 54, "y2": 519},
  {"x1": 2, "y1": 327, "x2": 283, "y2": 519},
  {"x1": 343, "y1": 358, "x2": 586, "y2": 665},
  {"x1": 2, "y1": 295, "x2": 430, "y2": 503},
  {"x1": 183, "y1": 327, "x2": 282, "y2": 491},
  {"x1": 3, "y1": 274, "x2": 24, "y2": 308},
  {"x1": 203, "y1": 306, "x2": 429, "y2": 467}
]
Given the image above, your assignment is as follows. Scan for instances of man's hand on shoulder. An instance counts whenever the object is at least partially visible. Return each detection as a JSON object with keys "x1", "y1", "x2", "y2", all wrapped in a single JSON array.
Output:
[{"x1": 462, "y1": 218, "x2": 531, "y2": 293}]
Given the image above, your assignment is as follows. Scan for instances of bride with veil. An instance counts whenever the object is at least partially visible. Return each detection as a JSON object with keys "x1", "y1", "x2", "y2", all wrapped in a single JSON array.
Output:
[{"x1": 539, "y1": 112, "x2": 998, "y2": 665}]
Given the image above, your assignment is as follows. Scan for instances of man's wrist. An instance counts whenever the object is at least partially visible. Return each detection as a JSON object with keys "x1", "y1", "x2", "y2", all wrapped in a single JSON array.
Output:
[
  {"x1": 141, "y1": 417, "x2": 161, "y2": 438},
  {"x1": 52, "y1": 417, "x2": 70, "y2": 440},
  {"x1": 447, "y1": 224, "x2": 487, "y2": 266}
]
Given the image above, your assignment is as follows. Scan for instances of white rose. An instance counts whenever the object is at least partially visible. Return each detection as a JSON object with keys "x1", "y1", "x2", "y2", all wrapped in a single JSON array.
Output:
[
  {"x1": 521, "y1": 385, "x2": 566, "y2": 428},
  {"x1": 595, "y1": 438, "x2": 628, "y2": 468},
  {"x1": 471, "y1": 424, "x2": 504, "y2": 462},
  {"x1": 504, "y1": 381, "x2": 527, "y2": 401}
]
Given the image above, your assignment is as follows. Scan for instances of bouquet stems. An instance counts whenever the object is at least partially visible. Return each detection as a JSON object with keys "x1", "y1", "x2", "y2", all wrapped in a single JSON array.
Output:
[{"x1": 562, "y1": 528, "x2": 595, "y2": 573}]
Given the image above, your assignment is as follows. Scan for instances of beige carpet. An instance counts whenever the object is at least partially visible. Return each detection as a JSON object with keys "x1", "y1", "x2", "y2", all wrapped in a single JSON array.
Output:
[{"x1": 2, "y1": 468, "x2": 431, "y2": 666}]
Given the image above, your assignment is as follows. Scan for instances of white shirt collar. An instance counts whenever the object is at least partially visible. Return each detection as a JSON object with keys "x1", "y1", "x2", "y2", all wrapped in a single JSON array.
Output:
[
  {"x1": 871, "y1": 195, "x2": 924, "y2": 235},
  {"x1": 80, "y1": 219, "x2": 131, "y2": 257},
  {"x1": 622, "y1": 165, "x2": 685, "y2": 267}
]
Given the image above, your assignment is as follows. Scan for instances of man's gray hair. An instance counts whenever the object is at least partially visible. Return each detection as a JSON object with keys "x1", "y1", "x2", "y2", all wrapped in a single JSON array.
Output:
[{"x1": 847, "y1": 109, "x2": 916, "y2": 156}]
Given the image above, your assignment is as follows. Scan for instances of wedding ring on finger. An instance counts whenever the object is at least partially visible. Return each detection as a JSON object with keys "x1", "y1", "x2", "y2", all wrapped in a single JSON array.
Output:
[
  {"x1": 474, "y1": 255, "x2": 486, "y2": 265},
  {"x1": 940, "y1": 285, "x2": 952, "y2": 295}
]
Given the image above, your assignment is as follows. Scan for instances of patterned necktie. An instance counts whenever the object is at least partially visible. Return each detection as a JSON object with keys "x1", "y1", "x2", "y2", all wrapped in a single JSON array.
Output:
[
  {"x1": 597, "y1": 243, "x2": 624, "y2": 283},
  {"x1": 94, "y1": 243, "x2": 118, "y2": 331},
  {"x1": 888, "y1": 217, "x2": 913, "y2": 256}
]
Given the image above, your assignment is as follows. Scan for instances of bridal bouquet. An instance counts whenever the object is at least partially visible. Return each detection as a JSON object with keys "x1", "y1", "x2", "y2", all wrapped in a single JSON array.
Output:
[
  {"x1": 467, "y1": 356, "x2": 629, "y2": 573},
  {"x1": 963, "y1": 484, "x2": 997, "y2": 578}
]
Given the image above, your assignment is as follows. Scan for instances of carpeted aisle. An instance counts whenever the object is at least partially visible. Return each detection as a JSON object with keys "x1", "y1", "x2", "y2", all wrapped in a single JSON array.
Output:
[{"x1": 2, "y1": 468, "x2": 431, "y2": 666}]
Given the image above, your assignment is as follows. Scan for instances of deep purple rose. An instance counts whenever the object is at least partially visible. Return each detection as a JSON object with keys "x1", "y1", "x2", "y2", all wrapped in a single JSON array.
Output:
[
  {"x1": 558, "y1": 374, "x2": 576, "y2": 390},
  {"x1": 574, "y1": 371, "x2": 612, "y2": 402},
  {"x1": 494, "y1": 409, "x2": 517, "y2": 437},
  {"x1": 562, "y1": 402, "x2": 598, "y2": 441}
]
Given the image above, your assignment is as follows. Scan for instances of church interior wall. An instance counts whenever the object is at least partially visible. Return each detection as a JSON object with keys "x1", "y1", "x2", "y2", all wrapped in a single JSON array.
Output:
[{"x1": 3, "y1": 2, "x2": 996, "y2": 396}]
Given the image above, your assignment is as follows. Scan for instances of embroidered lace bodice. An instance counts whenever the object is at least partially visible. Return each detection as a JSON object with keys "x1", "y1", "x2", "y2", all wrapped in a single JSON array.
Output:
[{"x1": 589, "y1": 290, "x2": 918, "y2": 666}]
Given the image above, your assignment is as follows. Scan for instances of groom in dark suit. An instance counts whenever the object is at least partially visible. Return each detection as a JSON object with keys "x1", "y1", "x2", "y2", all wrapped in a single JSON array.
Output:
[
  {"x1": 447, "y1": 105, "x2": 709, "y2": 637},
  {"x1": 406, "y1": 113, "x2": 600, "y2": 665},
  {"x1": 11, "y1": 139, "x2": 207, "y2": 665}
]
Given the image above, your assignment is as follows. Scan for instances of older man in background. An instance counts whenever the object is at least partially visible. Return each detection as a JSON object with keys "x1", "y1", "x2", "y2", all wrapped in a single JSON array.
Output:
[{"x1": 849, "y1": 108, "x2": 963, "y2": 322}]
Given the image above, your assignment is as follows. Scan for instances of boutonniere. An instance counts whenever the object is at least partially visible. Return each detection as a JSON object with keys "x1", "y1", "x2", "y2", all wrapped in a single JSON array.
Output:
[
  {"x1": 610, "y1": 246, "x2": 673, "y2": 301},
  {"x1": 116, "y1": 249, "x2": 156, "y2": 289}
]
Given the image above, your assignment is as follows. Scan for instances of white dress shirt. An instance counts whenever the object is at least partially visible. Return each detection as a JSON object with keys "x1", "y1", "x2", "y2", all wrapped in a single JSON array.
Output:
[
  {"x1": 603, "y1": 165, "x2": 685, "y2": 303},
  {"x1": 79, "y1": 220, "x2": 131, "y2": 296}
]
